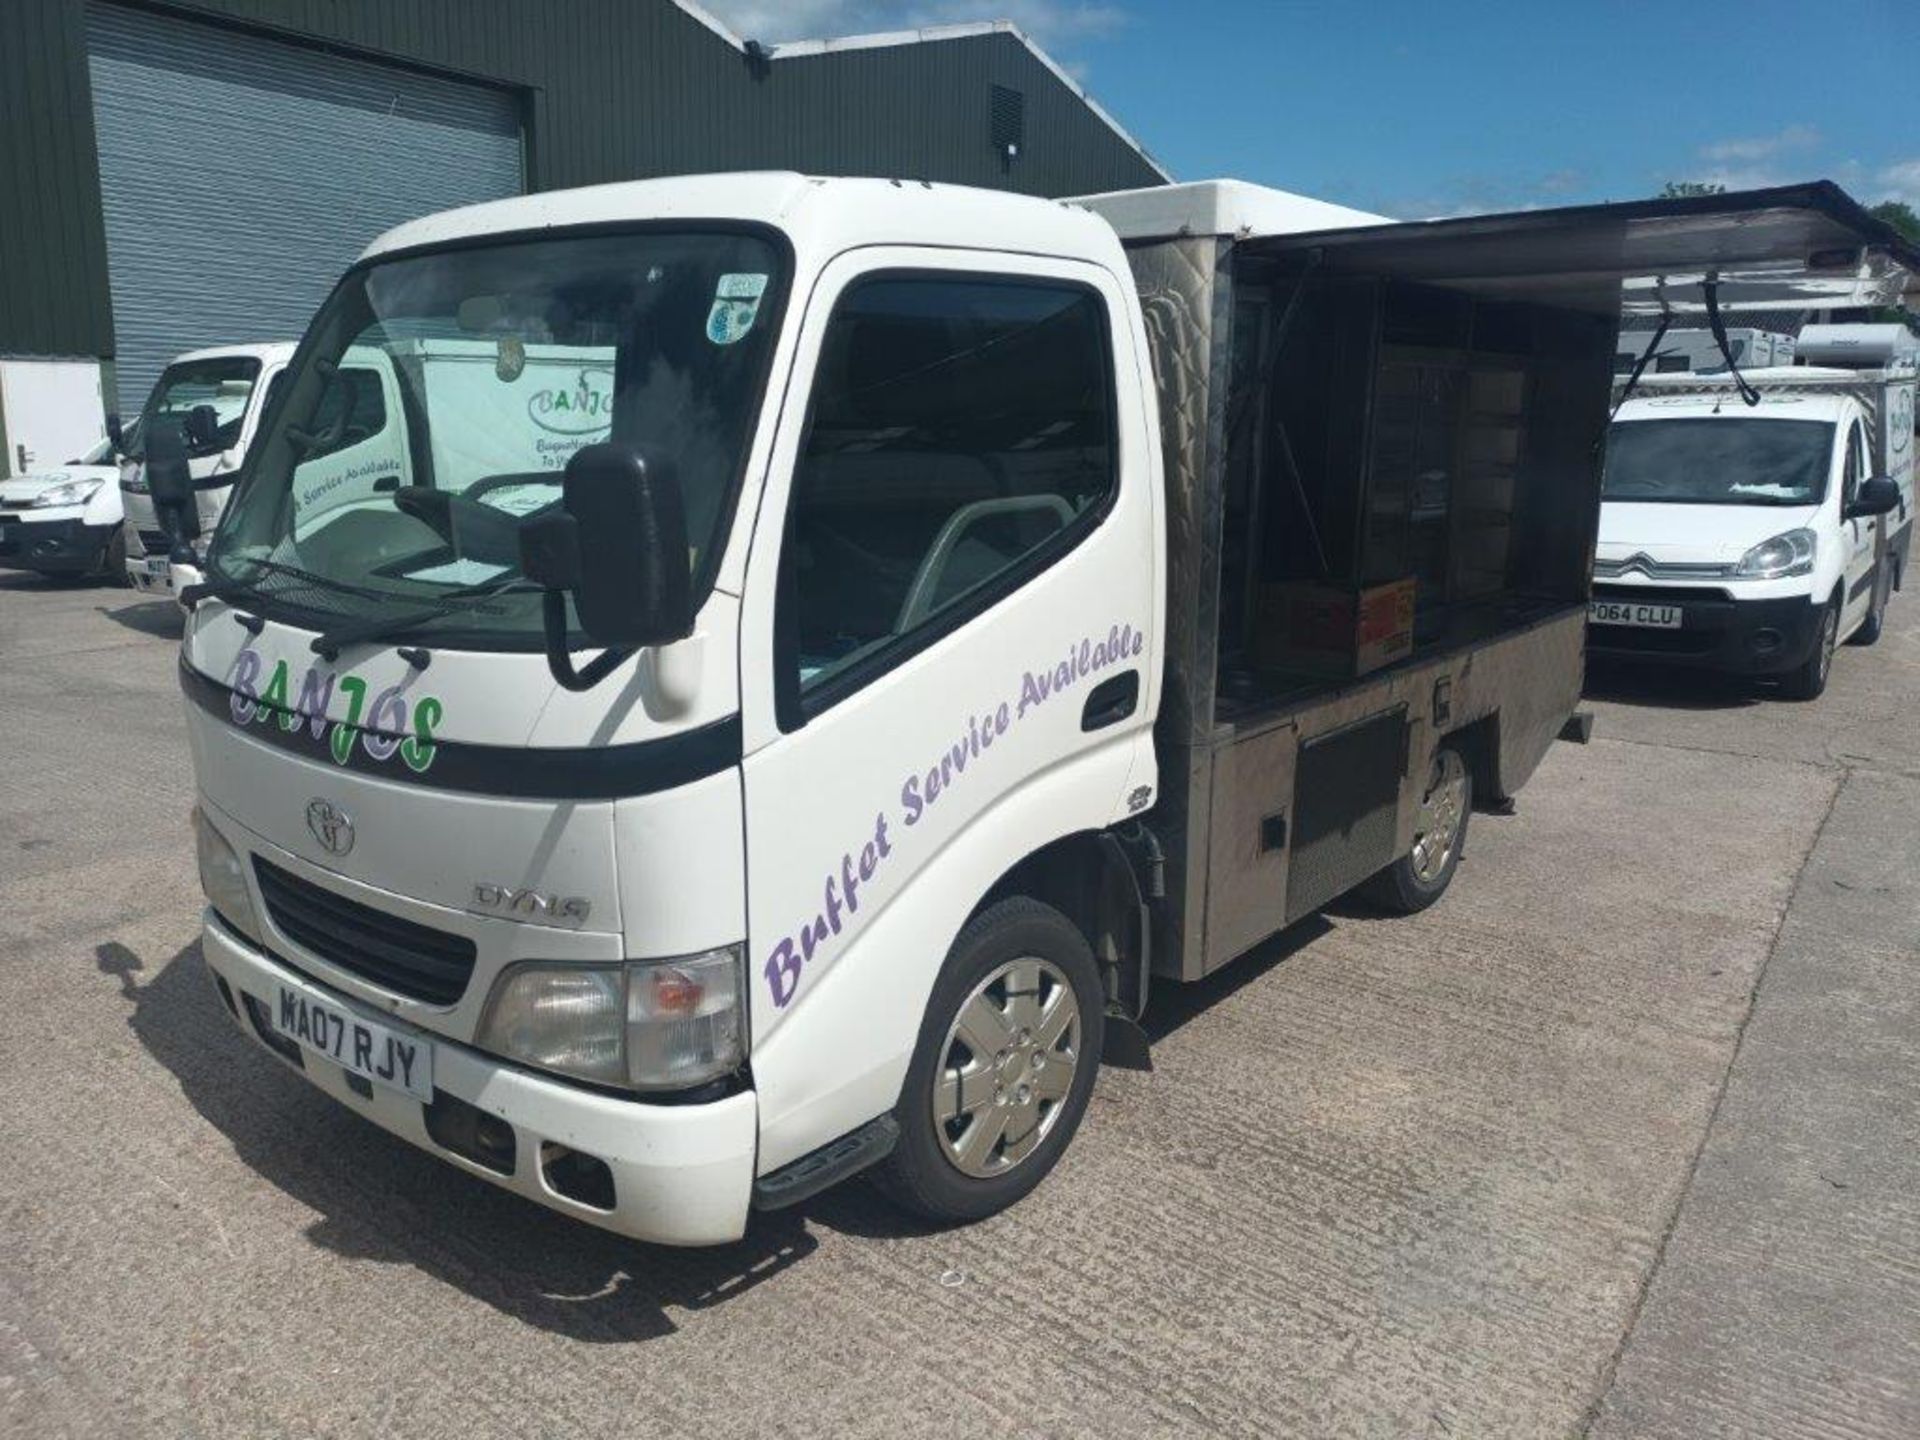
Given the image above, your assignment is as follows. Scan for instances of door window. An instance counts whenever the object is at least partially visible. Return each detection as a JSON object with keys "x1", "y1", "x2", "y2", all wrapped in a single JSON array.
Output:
[
  {"x1": 1844, "y1": 422, "x2": 1865, "y2": 505},
  {"x1": 779, "y1": 273, "x2": 1117, "y2": 718}
]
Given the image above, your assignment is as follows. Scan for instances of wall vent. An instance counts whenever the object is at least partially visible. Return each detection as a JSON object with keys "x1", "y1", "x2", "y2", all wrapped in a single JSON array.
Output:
[{"x1": 990, "y1": 84, "x2": 1024, "y2": 166}]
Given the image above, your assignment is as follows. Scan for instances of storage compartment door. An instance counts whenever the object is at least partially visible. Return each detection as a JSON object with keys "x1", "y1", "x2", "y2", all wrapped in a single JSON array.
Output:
[{"x1": 1285, "y1": 707, "x2": 1407, "y2": 920}]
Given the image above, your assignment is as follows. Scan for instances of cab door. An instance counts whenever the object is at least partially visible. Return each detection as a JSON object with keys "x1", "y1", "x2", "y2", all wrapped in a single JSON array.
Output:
[
  {"x1": 1840, "y1": 417, "x2": 1878, "y2": 629},
  {"x1": 735, "y1": 247, "x2": 1160, "y2": 1172}
]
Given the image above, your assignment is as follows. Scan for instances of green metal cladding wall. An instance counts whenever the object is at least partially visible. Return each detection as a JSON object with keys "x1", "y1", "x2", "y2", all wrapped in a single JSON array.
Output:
[{"x1": 0, "y1": 0, "x2": 1165, "y2": 362}]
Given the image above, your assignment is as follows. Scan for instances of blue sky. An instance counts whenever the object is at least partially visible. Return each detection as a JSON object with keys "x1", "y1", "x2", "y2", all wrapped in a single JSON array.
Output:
[{"x1": 703, "y1": 0, "x2": 1920, "y2": 218}]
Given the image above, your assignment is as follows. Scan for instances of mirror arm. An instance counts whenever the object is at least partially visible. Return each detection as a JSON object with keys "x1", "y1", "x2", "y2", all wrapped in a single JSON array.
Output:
[{"x1": 539, "y1": 587, "x2": 633, "y2": 692}]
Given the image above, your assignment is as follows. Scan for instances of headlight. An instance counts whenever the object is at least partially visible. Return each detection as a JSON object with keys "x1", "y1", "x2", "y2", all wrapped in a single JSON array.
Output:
[
  {"x1": 31, "y1": 477, "x2": 104, "y2": 508},
  {"x1": 1734, "y1": 528, "x2": 1816, "y2": 579},
  {"x1": 192, "y1": 807, "x2": 261, "y2": 945},
  {"x1": 477, "y1": 946, "x2": 746, "y2": 1091}
]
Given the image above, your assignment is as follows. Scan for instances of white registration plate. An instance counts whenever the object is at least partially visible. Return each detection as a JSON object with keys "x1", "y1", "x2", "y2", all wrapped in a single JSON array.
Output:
[
  {"x1": 1589, "y1": 599, "x2": 1682, "y2": 629},
  {"x1": 144, "y1": 557, "x2": 169, "y2": 580},
  {"x1": 272, "y1": 984, "x2": 433, "y2": 1101}
]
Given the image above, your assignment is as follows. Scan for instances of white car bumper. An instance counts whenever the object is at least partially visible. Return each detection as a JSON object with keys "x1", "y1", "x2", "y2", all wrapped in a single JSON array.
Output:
[{"x1": 200, "y1": 915, "x2": 759, "y2": 1246}]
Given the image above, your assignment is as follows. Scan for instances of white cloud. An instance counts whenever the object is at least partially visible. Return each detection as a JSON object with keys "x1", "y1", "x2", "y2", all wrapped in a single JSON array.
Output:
[
  {"x1": 1698, "y1": 124, "x2": 1819, "y2": 166},
  {"x1": 1876, "y1": 159, "x2": 1920, "y2": 208},
  {"x1": 1660, "y1": 124, "x2": 1822, "y2": 194},
  {"x1": 697, "y1": 0, "x2": 1126, "y2": 47}
]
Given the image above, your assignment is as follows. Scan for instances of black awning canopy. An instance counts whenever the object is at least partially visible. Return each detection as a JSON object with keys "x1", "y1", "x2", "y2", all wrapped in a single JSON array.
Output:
[{"x1": 1239, "y1": 181, "x2": 1920, "y2": 315}]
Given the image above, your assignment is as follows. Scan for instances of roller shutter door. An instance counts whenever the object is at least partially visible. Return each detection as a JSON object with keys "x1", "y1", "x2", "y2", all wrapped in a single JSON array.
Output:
[{"x1": 88, "y1": 4, "x2": 523, "y2": 414}]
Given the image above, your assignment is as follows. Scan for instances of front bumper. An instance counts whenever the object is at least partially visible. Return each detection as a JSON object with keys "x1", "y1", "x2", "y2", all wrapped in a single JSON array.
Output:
[
  {"x1": 1587, "y1": 584, "x2": 1823, "y2": 675},
  {"x1": 126, "y1": 552, "x2": 202, "y2": 598},
  {"x1": 201, "y1": 916, "x2": 759, "y2": 1246},
  {"x1": 0, "y1": 512, "x2": 112, "y2": 573}
]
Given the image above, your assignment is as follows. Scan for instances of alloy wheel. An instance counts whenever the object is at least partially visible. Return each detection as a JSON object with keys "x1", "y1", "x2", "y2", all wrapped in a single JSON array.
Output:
[
  {"x1": 932, "y1": 957, "x2": 1082, "y2": 1178},
  {"x1": 1410, "y1": 748, "x2": 1469, "y2": 885}
]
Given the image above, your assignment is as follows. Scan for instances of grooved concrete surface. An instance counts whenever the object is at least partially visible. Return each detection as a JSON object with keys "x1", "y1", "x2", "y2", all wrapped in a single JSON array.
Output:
[{"x1": 1, "y1": 571, "x2": 1916, "y2": 1439}]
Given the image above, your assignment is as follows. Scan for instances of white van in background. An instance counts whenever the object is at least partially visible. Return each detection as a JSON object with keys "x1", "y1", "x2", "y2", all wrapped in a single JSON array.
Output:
[
  {"x1": 0, "y1": 431, "x2": 128, "y2": 580},
  {"x1": 1592, "y1": 324, "x2": 1915, "y2": 698}
]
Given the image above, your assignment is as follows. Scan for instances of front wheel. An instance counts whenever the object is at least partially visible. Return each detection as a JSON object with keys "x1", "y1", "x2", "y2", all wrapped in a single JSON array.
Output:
[
  {"x1": 1781, "y1": 597, "x2": 1840, "y2": 700},
  {"x1": 1358, "y1": 742, "x2": 1472, "y2": 914},
  {"x1": 874, "y1": 897, "x2": 1104, "y2": 1224}
]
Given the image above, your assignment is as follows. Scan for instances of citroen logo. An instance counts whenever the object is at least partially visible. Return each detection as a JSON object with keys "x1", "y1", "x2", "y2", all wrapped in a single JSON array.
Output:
[{"x1": 305, "y1": 799, "x2": 354, "y2": 856}]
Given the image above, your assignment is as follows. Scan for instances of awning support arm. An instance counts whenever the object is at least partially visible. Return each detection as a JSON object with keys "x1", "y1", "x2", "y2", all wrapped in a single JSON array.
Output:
[{"x1": 1611, "y1": 277, "x2": 1672, "y2": 419}]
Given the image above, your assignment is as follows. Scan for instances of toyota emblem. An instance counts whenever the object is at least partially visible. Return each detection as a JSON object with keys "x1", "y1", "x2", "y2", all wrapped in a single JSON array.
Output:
[{"x1": 305, "y1": 799, "x2": 354, "y2": 856}]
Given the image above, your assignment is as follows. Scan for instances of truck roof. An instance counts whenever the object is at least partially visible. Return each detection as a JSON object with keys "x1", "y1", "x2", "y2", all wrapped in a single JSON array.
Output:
[
  {"x1": 170, "y1": 341, "x2": 298, "y2": 366},
  {"x1": 1069, "y1": 179, "x2": 1388, "y2": 241},
  {"x1": 362, "y1": 172, "x2": 1125, "y2": 271},
  {"x1": 1614, "y1": 382, "x2": 1857, "y2": 424}
]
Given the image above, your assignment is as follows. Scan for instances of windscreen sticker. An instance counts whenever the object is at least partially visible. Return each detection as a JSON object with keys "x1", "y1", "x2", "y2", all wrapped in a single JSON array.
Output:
[
  {"x1": 761, "y1": 620, "x2": 1146, "y2": 1012},
  {"x1": 706, "y1": 273, "x2": 769, "y2": 346}
]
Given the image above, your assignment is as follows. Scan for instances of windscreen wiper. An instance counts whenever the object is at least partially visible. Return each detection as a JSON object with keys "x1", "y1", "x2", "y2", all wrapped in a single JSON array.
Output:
[{"x1": 308, "y1": 577, "x2": 542, "y2": 661}]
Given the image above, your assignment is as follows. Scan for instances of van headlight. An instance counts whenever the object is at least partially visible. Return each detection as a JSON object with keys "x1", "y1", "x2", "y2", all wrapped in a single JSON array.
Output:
[
  {"x1": 477, "y1": 946, "x2": 746, "y2": 1091},
  {"x1": 192, "y1": 807, "x2": 261, "y2": 945},
  {"x1": 1734, "y1": 528, "x2": 1816, "y2": 579},
  {"x1": 31, "y1": 477, "x2": 105, "y2": 508}
]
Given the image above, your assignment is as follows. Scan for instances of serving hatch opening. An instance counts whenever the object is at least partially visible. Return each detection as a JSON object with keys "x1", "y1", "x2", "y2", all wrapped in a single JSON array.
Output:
[{"x1": 1189, "y1": 180, "x2": 1919, "y2": 721}]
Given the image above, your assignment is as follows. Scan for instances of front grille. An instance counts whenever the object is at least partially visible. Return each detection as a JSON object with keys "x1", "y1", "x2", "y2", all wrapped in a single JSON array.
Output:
[
  {"x1": 254, "y1": 857, "x2": 477, "y2": 1005},
  {"x1": 137, "y1": 528, "x2": 172, "y2": 556},
  {"x1": 1588, "y1": 626, "x2": 1719, "y2": 655},
  {"x1": 1592, "y1": 582, "x2": 1732, "y2": 604}
]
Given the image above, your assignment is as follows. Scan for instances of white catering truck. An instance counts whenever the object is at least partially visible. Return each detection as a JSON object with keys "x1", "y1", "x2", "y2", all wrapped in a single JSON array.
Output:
[
  {"x1": 175, "y1": 175, "x2": 1905, "y2": 1243},
  {"x1": 1593, "y1": 323, "x2": 1915, "y2": 697},
  {"x1": 119, "y1": 343, "x2": 297, "y2": 596}
]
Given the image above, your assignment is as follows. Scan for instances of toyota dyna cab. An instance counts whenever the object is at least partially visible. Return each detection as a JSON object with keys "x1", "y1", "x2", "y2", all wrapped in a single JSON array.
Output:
[{"x1": 178, "y1": 174, "x2": 1904, "y2": 1244}]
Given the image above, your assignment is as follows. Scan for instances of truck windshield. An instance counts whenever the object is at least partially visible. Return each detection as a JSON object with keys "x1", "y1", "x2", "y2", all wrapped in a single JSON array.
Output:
[
  {"x1": 210, "y1": 227, "x2": 784, "y2": 648},
  {"x1": 1603, "y1": 417, "x2": 1834, "y2": 506},
  {"x1": 131, "y1": 357, "x2": 263, "y2": 460}
]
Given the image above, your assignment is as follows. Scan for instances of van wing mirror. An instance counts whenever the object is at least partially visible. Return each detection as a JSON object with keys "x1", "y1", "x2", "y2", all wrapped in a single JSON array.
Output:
[
  {"x1": 1846, "y1": 475, "x2": 1902, "y2": 520},
  {"x1": 518, "y1": 443, "x2": 694, "y2": 690}
]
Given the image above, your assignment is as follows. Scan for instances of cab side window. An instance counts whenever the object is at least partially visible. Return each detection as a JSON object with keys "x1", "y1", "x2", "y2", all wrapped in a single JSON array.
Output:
[
  {"x1": 780, "y1": 274, "x2": 1116, "y2": 716},
  {"x1": 1844, "y1": 422, "x2": 1865, "y2": 505}
]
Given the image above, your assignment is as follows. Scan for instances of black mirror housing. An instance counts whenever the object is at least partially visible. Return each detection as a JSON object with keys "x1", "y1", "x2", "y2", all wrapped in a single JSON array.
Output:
[
  {"x1": 1846, "y1": 475, "x2": 1902, "y2": 520},
  {"x1": 544, "y1": 442, "x2": 693, "y2": 648},
  {"x1": 144, "y1": 416, "x2": 192, "y2": 506},
  {"x1": 105, "y1": 414, "x2": 124, "y2": 451}
]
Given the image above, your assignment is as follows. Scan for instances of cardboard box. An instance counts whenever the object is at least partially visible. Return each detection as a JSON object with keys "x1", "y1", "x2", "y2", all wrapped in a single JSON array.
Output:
[{"x1": 1250, "y1": 576, "x2": 1416, "y2": 678}]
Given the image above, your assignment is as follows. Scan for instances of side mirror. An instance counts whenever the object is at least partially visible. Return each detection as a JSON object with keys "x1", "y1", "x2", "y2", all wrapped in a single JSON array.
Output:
[
  {"x1": 1846, "y1": 475, "x2": 1902, "y2": 520},
  {"x1": 520, "y1": 442, "x2": 693, "y2": 656},
  {"x1": 184, "y1": 404, "x2": 221, "y2": 450},
  {"x1": 105, "y1": 414, "x2": 125, "y2": 451},
  {"x1": 145, "y1": 416, "x2": 192, "y2": 506}
]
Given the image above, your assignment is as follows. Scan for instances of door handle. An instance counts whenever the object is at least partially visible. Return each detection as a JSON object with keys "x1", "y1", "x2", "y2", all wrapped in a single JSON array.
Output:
[{"x1": 1081, "y1": 670, "x2": 1140, "y2": 732}]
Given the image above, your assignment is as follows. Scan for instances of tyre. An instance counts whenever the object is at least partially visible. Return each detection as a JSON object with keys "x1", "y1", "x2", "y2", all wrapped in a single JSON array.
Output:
[
  {"x1": 874, "y1": 897, "x2": 1104, "y2": 1224},
  {"x1": 1849, "y1": 571, "x2": 1886, "y2": 646},
  {"x1": 1357, "y1": 742, "x2": 1471, "y2": 914},
  {"x1": 95, "y1": 524, "x2": 128, "y2": 586},
  {"x1": 1781, "y1": 596, "x2": 1840, "y2": 700}
]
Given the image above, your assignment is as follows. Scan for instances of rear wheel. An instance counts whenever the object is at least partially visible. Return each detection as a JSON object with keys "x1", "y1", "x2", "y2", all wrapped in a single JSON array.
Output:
[
  {"x1": 875, "y1": 898, "x2": 1103, "y2": 1224},
  {"x1": 1781, "y1": 596, "x2": 1840, "y2": 700},
  {"x1": 1358, "y1": 743, "x2": 1471, "y2": 914}
]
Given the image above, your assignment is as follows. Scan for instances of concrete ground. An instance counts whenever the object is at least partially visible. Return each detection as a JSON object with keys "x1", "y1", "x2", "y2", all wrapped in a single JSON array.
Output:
[{"x1": 1, "y1": 570, "x2": 1915, "y2": 1439}]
